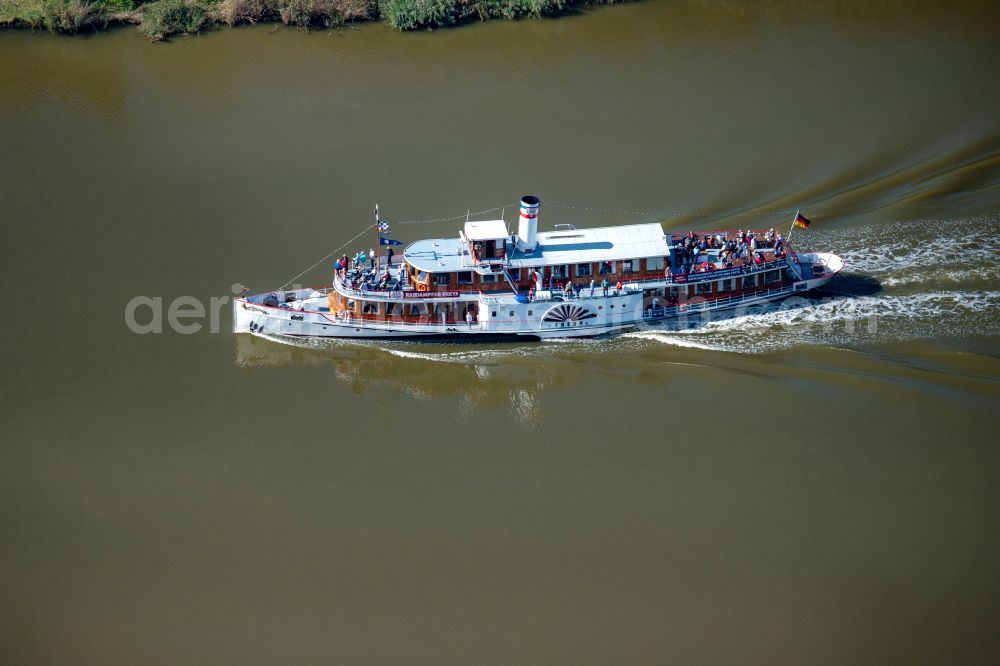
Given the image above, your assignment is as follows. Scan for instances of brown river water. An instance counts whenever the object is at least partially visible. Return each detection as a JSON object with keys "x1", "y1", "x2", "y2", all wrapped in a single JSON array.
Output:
[{"x1": 1, "y1": 1, "x2": 999, "y2": 664}]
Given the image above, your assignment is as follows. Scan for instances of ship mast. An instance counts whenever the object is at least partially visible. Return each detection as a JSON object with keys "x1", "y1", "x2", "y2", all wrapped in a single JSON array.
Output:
[{"x1": 374, "y1": 203, "x2": 380, "y2": 271}]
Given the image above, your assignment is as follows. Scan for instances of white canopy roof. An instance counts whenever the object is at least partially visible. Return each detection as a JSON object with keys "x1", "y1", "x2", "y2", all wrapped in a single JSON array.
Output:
[
  {"x1": 404, "y1": 221, "x2": 672, "y2": 274},
  {"x1": 463, "y1": 219, "x2": 510, "y2": 242},
  {"x1": 506, "y1": 222, "x2": 671, "y2": 269}
]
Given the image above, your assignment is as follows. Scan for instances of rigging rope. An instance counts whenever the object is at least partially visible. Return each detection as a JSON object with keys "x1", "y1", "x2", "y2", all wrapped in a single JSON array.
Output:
[
  {"x1": 276, "y1": 206, "x2": 508, "y2": 290},
  {"x1": 278, "y1": 224, "x2": 374, "y2": 291},
  {"x1": 545, "y1": 201, "x2": 797, "y2": 220},
  {"x1": 393, "y1": 205, "x2": 508, "y2": 225}
]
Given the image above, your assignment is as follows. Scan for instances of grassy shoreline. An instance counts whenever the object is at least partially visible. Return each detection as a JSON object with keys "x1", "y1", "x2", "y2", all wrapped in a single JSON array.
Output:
[{"x1": 0, "y1": 0, "x2": 630, "y2": 40}]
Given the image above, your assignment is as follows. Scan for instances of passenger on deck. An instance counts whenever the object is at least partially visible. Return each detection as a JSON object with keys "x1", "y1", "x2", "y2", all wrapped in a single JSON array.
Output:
[
  {"x1": 602, "y1": 278, "x2": 610, "y2": 297},
  {"x1": 589, "y1": 279, "x2": 595, "y2": 297},
  {"x1": 368, "y1": 248, "x2": 375, "y2": 269},
  {"x1": 615, "y1": 279, "x2": 623, "y2": 295}
]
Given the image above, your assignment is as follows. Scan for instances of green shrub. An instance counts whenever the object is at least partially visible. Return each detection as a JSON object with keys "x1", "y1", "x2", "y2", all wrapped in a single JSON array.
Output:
[
  {"x1": 139, "y1": 0, "x2": 207, "y2": 40},
  {"x1": 209, "y1": 0, "x2": 375, "y2": 29},
  {"x1": 378, "y1": 0, "x2": 604, "y2": 29},
  {"x1": 38, "y1": 0, "x2": 97, "y2": 32},
  {"x1": 379, "y1": 0, "x2": 458, "y2": 30},
  {"x1": 463, "y1": 0, "x2": 567, "y2": 21},
  {"x1": 93, "y1": 0, "x2": 134, "y2": 11}
]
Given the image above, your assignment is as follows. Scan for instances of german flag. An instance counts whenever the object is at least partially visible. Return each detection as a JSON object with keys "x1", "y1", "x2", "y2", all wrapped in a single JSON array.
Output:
[{"x1": 794, "y1": 212, "x2": 812, "y2": 229}]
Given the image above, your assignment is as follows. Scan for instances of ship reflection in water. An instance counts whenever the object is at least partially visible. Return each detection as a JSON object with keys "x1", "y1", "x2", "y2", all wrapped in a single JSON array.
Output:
[
  {"x1": 234, "y1": 333, "x2": 553, "y2": 427},
  {"x1": 233, "y1": 269, "x2": 885, "y2": 429}
]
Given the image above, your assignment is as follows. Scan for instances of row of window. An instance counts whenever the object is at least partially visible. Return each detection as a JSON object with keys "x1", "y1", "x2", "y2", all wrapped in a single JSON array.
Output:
[
  {"x1": 353, "y1": 300, "x2": 475, "y2": 317},
  {"x1": 691, "y1": 271, "x2": 782, "y2": 295},
  {"x1": 420, "y1": 257, "x2": 669, "y2": 287},
  {"x1": 431, "y1": 271, "x2": 494, "y2": 286},
  {"x1": 546, "y1": 257, "x2": 665, "y2": 279}
]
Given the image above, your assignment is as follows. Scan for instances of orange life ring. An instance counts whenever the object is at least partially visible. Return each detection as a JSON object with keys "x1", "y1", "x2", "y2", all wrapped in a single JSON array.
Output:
[{"x1": 417, "y1": 282, "x2": 428, "y2": 292}]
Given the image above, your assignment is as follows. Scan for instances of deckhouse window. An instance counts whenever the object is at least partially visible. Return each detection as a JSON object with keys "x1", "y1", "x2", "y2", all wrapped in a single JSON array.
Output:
[
  {"x1": 456, "y1": 272, "x2": 473, "y2": 285},
  {"x1": 696, "y1": 282, "x2": 712, "y2": 295},
  {"x1": 764, "y1": 270, "x2": 780, "y2": 285},
  {"x1": 719, "y1": 279, "x2": 734, "y2": 293},
  {"x1": 742, "y1": 275, "x2": 756, "y2": 290},
  {"x1": 646, "y1": 256, "x2": 665, "y2": 271},
  {"x1": 432, "y1": 273, "x2": 450, "y2": 286},
  {"x1": 622, "y1": 260, "x2": 636, "y2": 273},
  {"x1": 575, "y1": 263, "x2": 592, "y2": 277},
  {"x1": 553, "y1": 265, "x2": 569, "y2": 279},
  {"x1": 481, "y1": 273, "x2": 496, "y2": 283}
]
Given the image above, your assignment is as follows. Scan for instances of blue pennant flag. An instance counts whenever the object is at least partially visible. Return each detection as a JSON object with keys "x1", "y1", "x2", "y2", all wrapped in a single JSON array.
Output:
[{"x1": 379, "y1": 234, "x2": 403, "y2": 246}]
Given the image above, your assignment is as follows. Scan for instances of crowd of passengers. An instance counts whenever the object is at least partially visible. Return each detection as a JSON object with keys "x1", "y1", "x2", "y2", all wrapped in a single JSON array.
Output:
[
  {"x1": 673, "y1": 228, "x2": 786, "y2": 274},
  {"x1": 333, "y1": 248, "x2": 408, "y2": 291}
]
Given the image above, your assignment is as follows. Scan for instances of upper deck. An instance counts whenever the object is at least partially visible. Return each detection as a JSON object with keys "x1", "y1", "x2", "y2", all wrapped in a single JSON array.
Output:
[{"x1": 403, "y1": 221, "x2": 672, "y2": 274}]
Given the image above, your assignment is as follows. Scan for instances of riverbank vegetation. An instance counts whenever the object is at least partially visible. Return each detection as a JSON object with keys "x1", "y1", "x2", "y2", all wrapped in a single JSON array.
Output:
[{"x1": 0, "y1": 0, "x2": 630, "y2": 40}]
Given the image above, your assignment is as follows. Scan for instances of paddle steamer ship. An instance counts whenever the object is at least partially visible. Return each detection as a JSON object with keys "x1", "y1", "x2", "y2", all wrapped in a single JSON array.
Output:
[{"x1": 234, "y1": 196, "x2": 844, "y2": 340}]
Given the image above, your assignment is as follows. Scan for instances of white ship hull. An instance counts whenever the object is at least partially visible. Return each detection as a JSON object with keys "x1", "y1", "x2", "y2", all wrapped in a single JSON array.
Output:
[{"x1": 234, "y1": 252, "x2": 844, "y2": 342}]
